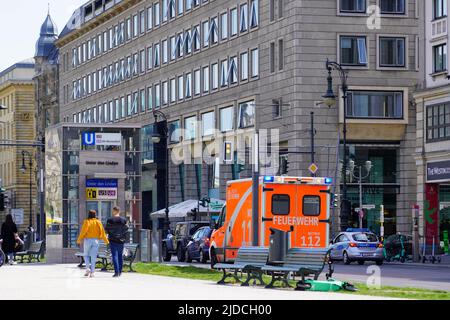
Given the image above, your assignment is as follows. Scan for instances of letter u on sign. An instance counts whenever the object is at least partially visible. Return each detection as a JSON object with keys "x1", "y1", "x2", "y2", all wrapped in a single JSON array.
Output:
[{"x1": 82, "y1": 133, "x2": 96, "y2": 146}]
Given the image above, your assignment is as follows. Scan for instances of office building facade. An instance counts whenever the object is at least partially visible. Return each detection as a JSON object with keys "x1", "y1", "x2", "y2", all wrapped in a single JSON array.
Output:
[{"x1": 56, "y1": 0, "x2": 420, "y2": 235}]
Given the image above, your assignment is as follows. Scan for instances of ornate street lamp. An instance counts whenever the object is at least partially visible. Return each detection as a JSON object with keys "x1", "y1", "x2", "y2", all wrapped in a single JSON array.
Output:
[
  {"x1": 152, "y1": 110, "x2": 170, "y2": 237},
  {"x1": 323, "y1": 59, "x2": 351, "y2": 231}
]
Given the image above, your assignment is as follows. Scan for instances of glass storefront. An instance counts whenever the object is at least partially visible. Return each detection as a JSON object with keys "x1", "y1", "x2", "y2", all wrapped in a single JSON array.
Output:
[
  {"x1": 343, "y1": 144, "x2": 399, "y2": 236},
  {"x1": 439, "y1": 185, "x2": 450, "y2": 245}
]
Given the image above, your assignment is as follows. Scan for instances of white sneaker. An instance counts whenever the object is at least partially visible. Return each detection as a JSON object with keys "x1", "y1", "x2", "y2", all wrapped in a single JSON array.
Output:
[{"x1": 84, "y1": 270, "x2": 91, "y2": 277}]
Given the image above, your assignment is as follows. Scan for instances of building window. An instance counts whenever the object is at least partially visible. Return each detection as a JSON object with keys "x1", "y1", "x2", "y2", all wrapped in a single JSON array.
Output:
[
  {"x1": 178, "y1": 75, "x2": 184, "y2": 100},
  {"x1": 162, "y1": 81, "x2": 168, "y2": 105},
  {"x1": 228, "y1": 56, "x2": 238, "y2": 84},
  {"x1": 340, "y1": 0, "x2": 366, "y2": 13},
  {"x1": 184, "y1": 116, "x2": 197, "y2": 140},
  {"x1": 340, "y1": 36, "x2": 368, "y2": 66},
  {"x1": 155, "y1": 83, "x2": 161, "y2": 108},
  {"x1": 380, "y1": 0, "x2": 405, "y2": 14},
  {"x1": 162, "y1": 0, "x2": 168, "y2": 22},
  {"x1": 427, "y1": 103, "x2": 450, "y2": 142},
  {"x1": 434, "y1": 0, "x2": 448, "y2": 19},
  {"x1": 346, "y1": 90, "x2": 404, "y2": 119},
  {"x1": 147, "y1": 86, "x2": 153, "y2": 110},
  {"x1": 211, "y1": 63, "x2": 219, "y2": 89},
  {"x1": 140, "y1": 11, "x2": 146, "y2": 34},
  {"x1": 203, "y1": 66, "x2": 210, "y2": 93},
  {"x1": 240, "y1": 3, "x2": 248, "y2": 33},
  {"x1": 270, "y1": 42, "x2": 275, "y2": 73},
  {"x1": 155, "y1": 2, "x2": 161, "y2": 26},
  {"x1": 279, "y1": 39, "x2": 284, "y2": 71},
  {"x1": 193, "y1": 25, "x2": 201, "y2": 51},
  {"x1": 230, "y1": 8, "x2": 238, "y2": 36},
  {"x1": 170, "y1": 78, "x2": 176, "y2": 103},
  {"x1": 147, "y1": 7, "x2": 153, "y2": 30},
  {"x1": 162, "y1": 39, "x2": 168, "y2": 64},
  {"x1": 251, "y1": 48, "x2": 259, "y2": 78},
  {"x1": 241, "y1": 52, "x2": 249, "y2": 80},
  {"x1": 238, "y1": 100, "x2": 255, "y2": 128},
  {"x1": 220, "y1": 106, "x2": 234, "y2": 132},
  {"x1": 221, "y1": 59, "x2": 229, "y2": 87},
  {"x1": 154, "y1": 43, "x2": 160, "y2": 68},
  {"x1": 202, "y1": 111, "x2": 215, "y2": 136},
  {"x1": 250, "y1": 0, "x2": 259, "y2": 28},
  {"x1": 194, "y1": 69, "x2": 201, "y2": 95},
  {"x1": 169, "y1": 120, "x2": 181, "y2": 143},
  {"x1": 185, "y1": 73, "x2": 192, "y2": 98},
  {"x1": 433, "y1": 43, "x2": 447, "y2": 73},
  {"x1": 221, "y1": 12, "x2": 228, "y2": 40},
  {"x1": 379, "y1": 37, "x2": 405, "y2": 67},
  {"x1": 203, "y1": 21, "x2": 210, "y2": 47},
  {"x1": 140, "y1": 89, "x2": 146, "y2": 112},
  {"x1": 273, "y1": 98, "x2": 282, "y2": 118},
  {"x1": 133, "y1": 14, "x2": 138, "y2": 37},
  {"x1": 209, "y1": 17, "x2": 219, "y2": 44}
]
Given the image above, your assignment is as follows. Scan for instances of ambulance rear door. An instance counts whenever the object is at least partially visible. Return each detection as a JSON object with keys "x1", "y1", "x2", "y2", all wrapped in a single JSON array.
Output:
[
  {"x1": 260, "y1": 182, "x2": 297, "y2": 247},
  {"x1": 293, "y1": 185, "x2": 331, "y2": 248}
]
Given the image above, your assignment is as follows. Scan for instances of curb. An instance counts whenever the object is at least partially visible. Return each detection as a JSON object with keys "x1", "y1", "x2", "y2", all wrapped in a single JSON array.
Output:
[{"x1": 385, "y1": 262, "x2": 450, "y2": 269}]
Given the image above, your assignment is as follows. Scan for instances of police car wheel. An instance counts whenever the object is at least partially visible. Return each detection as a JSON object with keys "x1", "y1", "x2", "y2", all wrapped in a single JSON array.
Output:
[{"x1": 358, "y1": 260, "x2": 365, "y2": 265}]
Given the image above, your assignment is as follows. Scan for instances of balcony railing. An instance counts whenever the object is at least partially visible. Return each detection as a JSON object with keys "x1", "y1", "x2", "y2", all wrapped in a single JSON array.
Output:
[{"x1": 431, "y1": 17, "x2": 448, "y2": 40}]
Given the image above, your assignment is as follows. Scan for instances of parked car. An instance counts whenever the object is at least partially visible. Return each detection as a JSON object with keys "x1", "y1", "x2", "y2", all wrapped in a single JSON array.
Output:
[
  {"x1": 162, "y1": 221, "x2": 210, "y2": 262},
  {"x1": 185, "y1": 226, "x2": 213, "y2": 264},
  {"x1": 329, "y1": 229, "x2": 384, "y2": 265}
]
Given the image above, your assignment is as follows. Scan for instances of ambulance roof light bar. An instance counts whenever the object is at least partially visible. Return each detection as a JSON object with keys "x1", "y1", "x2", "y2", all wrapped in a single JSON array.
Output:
[{"x1": 262, "y1": 176, "x2": 333, "y2": 185}]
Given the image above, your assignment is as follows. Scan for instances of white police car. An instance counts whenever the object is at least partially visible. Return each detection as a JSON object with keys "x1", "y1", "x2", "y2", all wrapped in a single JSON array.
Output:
[{"x1": 329, "y1": 229, "x2": 384, "y2": 265}]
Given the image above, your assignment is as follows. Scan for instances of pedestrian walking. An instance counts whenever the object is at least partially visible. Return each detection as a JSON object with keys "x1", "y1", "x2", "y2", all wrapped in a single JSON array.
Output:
[
  {"x1": 77, "y1": 210, "x2": 109, "y2": 278},
  {"x1": 105, "y1": 207, "x2": 129, "y2": 278},
  {"x1": 1, "y1": 214, "x2": 19, "y2": 265}
]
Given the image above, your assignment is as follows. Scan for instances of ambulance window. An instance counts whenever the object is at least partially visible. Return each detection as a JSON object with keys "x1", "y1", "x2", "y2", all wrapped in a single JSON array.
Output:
[
  {"x1": 303, "y1": 196, "x2": 321, "y2": 216},
  {"x1": 272, "y1": 194, "x2": 290, "y2": 215}
]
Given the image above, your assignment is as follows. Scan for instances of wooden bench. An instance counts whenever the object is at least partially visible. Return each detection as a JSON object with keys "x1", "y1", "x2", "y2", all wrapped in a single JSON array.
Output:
[
  {"x1": 75, "y1": 243, "x2": 109, "y2": 268},
  {"x1": 213, "y1": 247, "x2": 269, "y2": 286},
  {"x1": 15, "y1": 241, "x2": 45, "y2": 263},
  {"x1": 261, "y1": 248, "x2": 333, "y2": 289},
  {"x1": 99, "y1": 243, "x2": 140, "y2": 273}
]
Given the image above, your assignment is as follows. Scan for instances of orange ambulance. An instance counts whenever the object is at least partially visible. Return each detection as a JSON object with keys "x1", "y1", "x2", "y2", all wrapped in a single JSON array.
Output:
[{"x1": 210, "y1": 176, "x2": 333, "y2": 264}]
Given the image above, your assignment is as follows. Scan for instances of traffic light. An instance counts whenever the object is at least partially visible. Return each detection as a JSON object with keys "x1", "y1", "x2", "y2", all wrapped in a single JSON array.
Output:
[
  {"x1": 331, "y1": 194, "x2": 339, "y2": 208},
  {"x1": 280, "y1": 155, "x2": 289, "y2": 175},
  {"x1": 0, "y1": 193, "x2": 5, "y2": 212},
  {"x1": 224, "y1": 141, "x2": 233, "y2": 163}
]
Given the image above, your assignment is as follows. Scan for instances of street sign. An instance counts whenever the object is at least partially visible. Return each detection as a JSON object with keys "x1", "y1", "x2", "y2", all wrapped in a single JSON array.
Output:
[
  {"x1": 308, "y1": 163, "x2": 319, "y2": 175},
  {"x1": 11, "y1": 208, "x2": 24, "y2": 225},
  {"x1": 82, "y1": 133, "x2": 122, "y2": 146},
  {"x1": 356, "y1": 204, "x2": 376, "y2": 211}
]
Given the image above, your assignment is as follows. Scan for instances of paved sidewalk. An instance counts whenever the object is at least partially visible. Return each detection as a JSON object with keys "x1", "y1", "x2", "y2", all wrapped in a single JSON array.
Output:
[{"x1": 0, "y1": 264, "x2": 396, "y2": 300}]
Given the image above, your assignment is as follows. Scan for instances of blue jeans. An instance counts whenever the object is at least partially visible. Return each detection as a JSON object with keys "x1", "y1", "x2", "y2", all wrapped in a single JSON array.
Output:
[
  {"x1": 84, "y1": 238, "x2": 100, "y2": 273},
  {"x1": 110, "y1": 242, "x2": 124, "y2": 274}
]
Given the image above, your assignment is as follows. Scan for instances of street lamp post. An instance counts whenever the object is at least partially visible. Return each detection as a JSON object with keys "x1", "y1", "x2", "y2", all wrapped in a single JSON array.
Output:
[
  {"x1": 20, "y1": 150, "x2": 33, "y2": 232},
  {"x1": 152, "y1": 110, "x2": 170, "y2": 237},
  {"x1": 322, "y1": 59, "x2": 351, "y2": 231},
  {"x1": 349, "y1": 160, "x2": 372, "y2": 229}
]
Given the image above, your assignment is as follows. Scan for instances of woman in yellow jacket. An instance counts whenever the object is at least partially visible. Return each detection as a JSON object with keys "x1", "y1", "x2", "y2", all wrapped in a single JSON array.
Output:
[{"x1": 77, "y1": 210, "x2": 109, "y2": 278}]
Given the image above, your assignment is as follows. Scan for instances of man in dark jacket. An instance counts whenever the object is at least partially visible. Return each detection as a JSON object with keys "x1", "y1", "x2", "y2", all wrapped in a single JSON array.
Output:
[{"x1": 106, "y1": 207, "x2": 129, "y2": 277}]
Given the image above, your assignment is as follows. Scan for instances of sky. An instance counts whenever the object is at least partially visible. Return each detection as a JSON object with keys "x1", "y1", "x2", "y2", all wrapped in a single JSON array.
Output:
[{"x1": 0, "y1": 0, "x2": 88, "y2": 72}]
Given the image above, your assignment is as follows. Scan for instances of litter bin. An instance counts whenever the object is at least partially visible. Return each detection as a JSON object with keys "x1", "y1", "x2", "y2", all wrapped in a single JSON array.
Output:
[{"x1": 269, "y1": 228, "x2": 290, "y2": 263}]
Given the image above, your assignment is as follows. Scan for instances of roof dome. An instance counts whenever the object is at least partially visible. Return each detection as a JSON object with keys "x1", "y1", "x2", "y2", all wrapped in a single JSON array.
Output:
[{"x1": 35, "y1": 14, "x2": 58, "y2": 58}]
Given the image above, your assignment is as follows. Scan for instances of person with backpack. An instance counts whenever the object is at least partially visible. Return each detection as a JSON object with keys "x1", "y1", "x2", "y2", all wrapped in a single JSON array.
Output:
[
  {"x1": 105, "y1": 207, "x2": 129, "y2": 278},
  {"x1": 1, "y1": 214, "x2": 18, "y2": 265}
]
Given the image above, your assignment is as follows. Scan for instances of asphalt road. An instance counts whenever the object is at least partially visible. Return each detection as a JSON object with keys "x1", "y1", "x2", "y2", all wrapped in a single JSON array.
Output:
[
  {"x1": 163, "y1": 258, "x2": 450, "y2": 291},
  {"x1": 0, "y1": 264, "x2": 391, "y2": 300}
]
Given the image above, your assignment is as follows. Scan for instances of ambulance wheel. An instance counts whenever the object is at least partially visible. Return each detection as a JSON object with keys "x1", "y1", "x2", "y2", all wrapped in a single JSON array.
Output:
[
  {"x1": 343, "y1": 252, "x2": 351, "y2": 265},
  {"x1": 162, "y1": 244, "x2": 172, "y2": 262},
  {"x1": 177, "y1": 246, "x2": 186, "y2": 262},
  {"x1": 210, "y1": 248, "x2": 218, "y2": 268}
]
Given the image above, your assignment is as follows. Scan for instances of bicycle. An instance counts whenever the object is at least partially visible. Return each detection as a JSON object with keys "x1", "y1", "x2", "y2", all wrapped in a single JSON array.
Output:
[{"x1": 0, "y1": 239, "x2": 5, "y2": 267}]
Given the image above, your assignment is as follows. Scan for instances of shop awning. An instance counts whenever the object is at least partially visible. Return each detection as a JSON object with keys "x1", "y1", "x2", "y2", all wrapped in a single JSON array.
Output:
[{"x1": 150, "y1": 199, "x2": 225, "y2": 219}]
